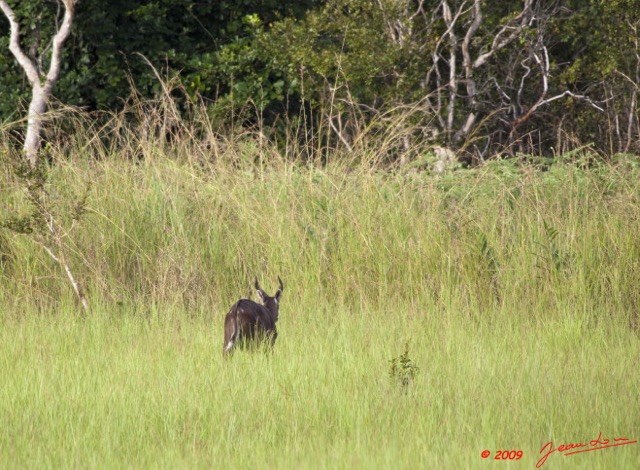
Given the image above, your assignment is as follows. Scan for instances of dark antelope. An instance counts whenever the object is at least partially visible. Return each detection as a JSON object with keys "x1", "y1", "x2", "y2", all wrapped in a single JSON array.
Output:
[{"x1": 223, "y1": 277, "x2": 283, "y2": 355}]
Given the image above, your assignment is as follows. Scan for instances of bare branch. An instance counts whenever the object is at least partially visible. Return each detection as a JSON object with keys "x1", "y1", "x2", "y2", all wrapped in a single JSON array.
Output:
[
  {"x1": 424, "y1": 1, "x2": 467, "y2": 130},
  {"x1": 442, "y1": 1, "x2": 469, "y2": 133},
  {"x1": 0, "y1": 1, "x2": 40, "y2": 85},
  {"x1": 517, "y1": 56, "x2": 533, "y2": 115},
  {"x1": 42, "y1": 206, "x2": 89, "y2": 313},
  {"x1": 40, "y1": 240, "x2": 89, "y2": 314},
  {"x1": 461, "y1": 0, "x2": 482, "y2": 93},
  {"x1": 451, "y1": 1, "x2": 534, "y2": 142},
  {"x1": 375, "y1": 0, "x2": 412, "y2": 46},
  {"x1": 537, "y1": 91, "x2": 605, "y2": 112},
  {"x1": 44, "y1": 0, "x2": 75, "y2": 94},
  {"x1": 455, "y1": 0, "x2": 482, "y2": 141},
  {"x1": 444, "y1": 1, "x2": 457, "y2": 133},
  {"x1": 329, "y1": 117, "x2": 353, "y2": 153},
  {"x1": 512, "y1": 34, "x2": 604, "y2": 140},
  {"x1": 615, "y1": 69, "x2": 640, "y2": 90},
  {"x1": 472, "y1": 0, "x2": 533, "y2": 69}
]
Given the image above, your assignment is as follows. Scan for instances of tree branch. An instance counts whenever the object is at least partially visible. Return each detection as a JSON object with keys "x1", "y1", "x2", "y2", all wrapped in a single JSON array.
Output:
[
  {"x1": 512, "y1": 35, "x2": 604, "y2": 137},
  {"x1": 472, "y1": 0, "x2": 533, "y2": 69},
  {"x1": 423, "y1": 1, "x2": 467, "y2": 130},
  {"x1": 461, "y1": 0, "x2": 482, "y2": 95},
  {"x1": 454, "y1": 0, "x2": 534, "y2": 142},
  {"x1": 455, "y1": 0, "x2": 482, "y2": 142},
  {"x1": 40, "y1": 240, "x2": 89, "y2": 314},
  {"x1": 442, "y1": 1, "x2": 468, "y2": 134},
  {"x1": 536, "y1": 91, "x2": 605, "y2": 112},
  {"x1": 1, "y1": 0, "x2": 76, "y2": 166},
  {"x1": 0, "y1": 1, "x2": 40, "y2": 85},
  {"x1": 44, "y1": 0, "x2": 75, "y2": 93}
]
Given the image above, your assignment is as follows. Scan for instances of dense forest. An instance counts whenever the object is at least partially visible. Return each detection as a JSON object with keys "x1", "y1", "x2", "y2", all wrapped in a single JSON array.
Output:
[{"x1": 1, "y1": 0, "x2": 639, "y2": 162}]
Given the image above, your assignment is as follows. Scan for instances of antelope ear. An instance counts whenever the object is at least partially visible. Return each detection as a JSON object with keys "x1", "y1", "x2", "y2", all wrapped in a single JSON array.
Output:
[
  {"x1": 256, "y1": 289, "x2": 266, "y2": 302},
  {"x1": 275, "y1": 289, "x2": 282, "y2": 302}
]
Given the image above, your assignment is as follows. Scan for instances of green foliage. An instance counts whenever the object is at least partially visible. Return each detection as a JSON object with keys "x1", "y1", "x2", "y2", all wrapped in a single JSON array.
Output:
[
  {"x1": 0, "y1": 0, "x2": 319, "y2": 115},
  {"x1": 0, "y1": 149, "x2": 91, "y2": 311},
  {"x1": 1, "y1": 150, "x2": 90, "y2": 237},
  {"x1": 260, "y1": 0, "x2": 426, "y2": 107},
  {"x1": 2, "y1": 0, "x2": 640, "y2": 158},
  {"x1": 388, "y1": 339, "x2": 419, "y2": 390}
]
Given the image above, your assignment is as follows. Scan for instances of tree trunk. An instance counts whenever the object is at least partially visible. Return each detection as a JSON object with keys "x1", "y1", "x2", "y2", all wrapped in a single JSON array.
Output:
[
  {"x1": 0, "y1": 0, "x2": 75, "y2": 167},
  {"x1": 23, "y1": 86, "x2": 48, "y2": 167}
]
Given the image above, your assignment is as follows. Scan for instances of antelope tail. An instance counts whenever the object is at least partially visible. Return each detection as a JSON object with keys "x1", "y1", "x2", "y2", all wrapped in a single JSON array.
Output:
[{"x1": 223, "y1": 303, "x2": 239, "y2": 355}]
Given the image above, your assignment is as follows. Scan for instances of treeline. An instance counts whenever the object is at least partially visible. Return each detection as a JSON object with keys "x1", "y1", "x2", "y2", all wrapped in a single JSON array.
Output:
[{"x1": 1, "y1": 0, "x2": 639, "y2": 161}]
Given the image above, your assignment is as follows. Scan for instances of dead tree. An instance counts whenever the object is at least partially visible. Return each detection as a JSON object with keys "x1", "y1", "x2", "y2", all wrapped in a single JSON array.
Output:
[
  {"x1": 423, "y1": 0, "x2": 534, "y2": 145},
  {"x1": 414, "y1": 0, "x2": 609, "y2": 158}
]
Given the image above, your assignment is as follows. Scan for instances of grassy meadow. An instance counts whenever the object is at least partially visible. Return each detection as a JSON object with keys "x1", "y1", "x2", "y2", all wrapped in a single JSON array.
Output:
[{"x1": 1, "y1": 109, "x2": 639, "y2": 468}]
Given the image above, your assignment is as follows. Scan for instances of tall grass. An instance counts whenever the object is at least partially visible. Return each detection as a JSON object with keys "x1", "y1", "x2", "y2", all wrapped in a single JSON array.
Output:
[{"x1": 0, "y1": 101, "x2": 639, "y2": 468}]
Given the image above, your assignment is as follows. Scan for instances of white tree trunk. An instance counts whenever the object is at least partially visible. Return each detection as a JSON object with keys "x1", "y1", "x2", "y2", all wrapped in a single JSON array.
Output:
[
  {"x1": 23, "y1": 86, "x2": 48, "y2": 166},
  {"x1": 0, "y1": 0, "x2": 75, "y2": 167}
]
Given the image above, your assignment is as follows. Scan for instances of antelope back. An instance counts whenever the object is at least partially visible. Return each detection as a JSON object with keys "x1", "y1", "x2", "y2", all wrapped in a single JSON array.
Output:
[{"x1": 222, "y1": 277, "x2": 284, "y2": 355}]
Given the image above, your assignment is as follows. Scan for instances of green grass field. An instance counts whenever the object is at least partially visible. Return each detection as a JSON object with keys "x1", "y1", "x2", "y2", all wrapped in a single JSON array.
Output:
[{"x1": 1, "y1": 125, "x2": 639, "y2": 468}]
